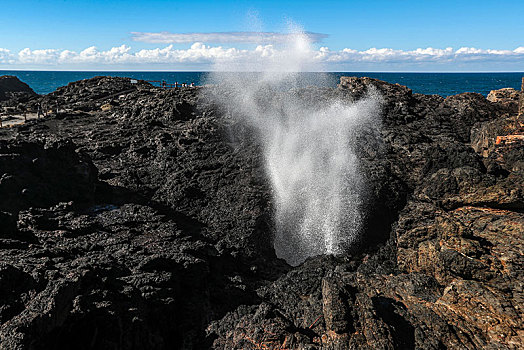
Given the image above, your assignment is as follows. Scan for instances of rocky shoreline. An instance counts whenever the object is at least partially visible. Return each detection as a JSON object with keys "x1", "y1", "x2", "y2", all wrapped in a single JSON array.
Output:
[{"x1": 0, "y1": 75, "x2": 522, "y2": 349}]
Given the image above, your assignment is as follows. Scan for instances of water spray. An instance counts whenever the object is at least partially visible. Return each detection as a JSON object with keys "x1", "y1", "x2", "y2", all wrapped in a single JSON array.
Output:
[{"x1": 205, "y1": 26, "x2": 381, "y2": 265}]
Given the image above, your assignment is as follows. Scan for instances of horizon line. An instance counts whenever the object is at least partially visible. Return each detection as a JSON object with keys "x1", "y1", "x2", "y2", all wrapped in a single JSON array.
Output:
[{"x1": 1, "y1": 69, "x2": 524, "y2": 74}]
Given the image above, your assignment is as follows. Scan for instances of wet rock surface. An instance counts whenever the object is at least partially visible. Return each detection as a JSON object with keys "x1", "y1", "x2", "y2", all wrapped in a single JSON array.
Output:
[{"x1": 0, "y1": 76, "x2": 522, "y2": 349}]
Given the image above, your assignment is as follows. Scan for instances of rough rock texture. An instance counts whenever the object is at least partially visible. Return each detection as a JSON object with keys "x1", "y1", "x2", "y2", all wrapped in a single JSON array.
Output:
[
  {"x1": 0, "y1": 139, "x2": 97, "y2": 215},
  {"x1": 207, "y1": 77, "x2": 523, "y2": 350},
  {"x1": 520, "y1": 78, "x2": 524, "y2": 115},
  {"x1": 29, "y1": 76, "x2": 153, "y2": 112},
  {"x1": 0, "y1": 76, "x2": 523, "y2": 349},
  {"x1": 0, "y1": 75, "x2": 38, "y2": 104},
  {"x1": 487, "y1": 88, "x2": 520, "y2": 115}
]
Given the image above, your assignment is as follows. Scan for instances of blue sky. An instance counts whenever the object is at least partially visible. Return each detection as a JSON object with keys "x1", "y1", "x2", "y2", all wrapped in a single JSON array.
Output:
[{"x1": 1, "y1": 0, "x2": 523, "y2": 71}]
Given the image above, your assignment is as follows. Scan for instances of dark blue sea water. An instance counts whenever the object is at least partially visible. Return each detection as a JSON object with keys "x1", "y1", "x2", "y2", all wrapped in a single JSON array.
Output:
[{"x1": 1, "y1": 71, "x2": 522, "y2": 97}]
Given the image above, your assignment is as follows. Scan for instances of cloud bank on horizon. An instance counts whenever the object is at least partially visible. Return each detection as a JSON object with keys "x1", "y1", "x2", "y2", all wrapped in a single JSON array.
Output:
[{"x1": 1, "y1": 31, "x2": 523, "y2": 71}]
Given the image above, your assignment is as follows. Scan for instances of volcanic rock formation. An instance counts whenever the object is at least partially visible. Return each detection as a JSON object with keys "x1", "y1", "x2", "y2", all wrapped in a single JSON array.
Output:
[
  {"x1": 0, "y1": 75, "x2": 37, "y2": 104},
  {"x1": 0, "y1": 76, "x2": 522, "y2": 349}
]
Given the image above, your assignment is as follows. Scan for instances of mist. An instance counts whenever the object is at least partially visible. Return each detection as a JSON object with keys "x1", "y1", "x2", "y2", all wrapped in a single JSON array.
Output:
[{"x1": 204, "y1": 28, "x2": 382, "y2": 266}]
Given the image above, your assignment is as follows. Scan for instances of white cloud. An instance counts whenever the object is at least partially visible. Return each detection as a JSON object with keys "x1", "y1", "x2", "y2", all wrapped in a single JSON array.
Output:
[
  {"x1": 456, "y1": 47, "x2": 524, "y2": 56},
  {"x1": 1, "y1": 44, "x2": 523, "y2": 70},
  {"x1": 18, "y1": 48, "x2": 60, "y2": 64},
  {"x1": 0, "y1": 48, "x2": 15, "y2": 64},
  {"x1": 456, "y1": 47, "x2": 484, "y2": 55},
  {"x1": 131, "y1": 31, "x2": 328, "y2": 44},
  {"x1": 321, "y1": 46, "x2": 524, "y2": 65}
]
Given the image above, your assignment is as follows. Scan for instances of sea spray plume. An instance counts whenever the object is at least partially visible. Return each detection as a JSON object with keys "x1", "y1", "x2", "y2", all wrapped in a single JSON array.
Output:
[
  {"x1": 204, "y1": 27, "x2": 382, "y2": 265},
  {"x1": 267, "y1": 91, "x2": 381, "y2": 265}
]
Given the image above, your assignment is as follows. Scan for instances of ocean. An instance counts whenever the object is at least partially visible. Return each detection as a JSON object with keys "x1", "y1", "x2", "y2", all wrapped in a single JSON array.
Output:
[{"x1": 1, "y1": 71, "x2": 522, "y2": 97}]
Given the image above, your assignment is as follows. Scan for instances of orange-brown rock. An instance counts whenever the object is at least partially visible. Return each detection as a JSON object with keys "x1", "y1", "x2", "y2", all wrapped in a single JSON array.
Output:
[{"x1": 520, "y1": 77, "x2": 524, "y2": 115}]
